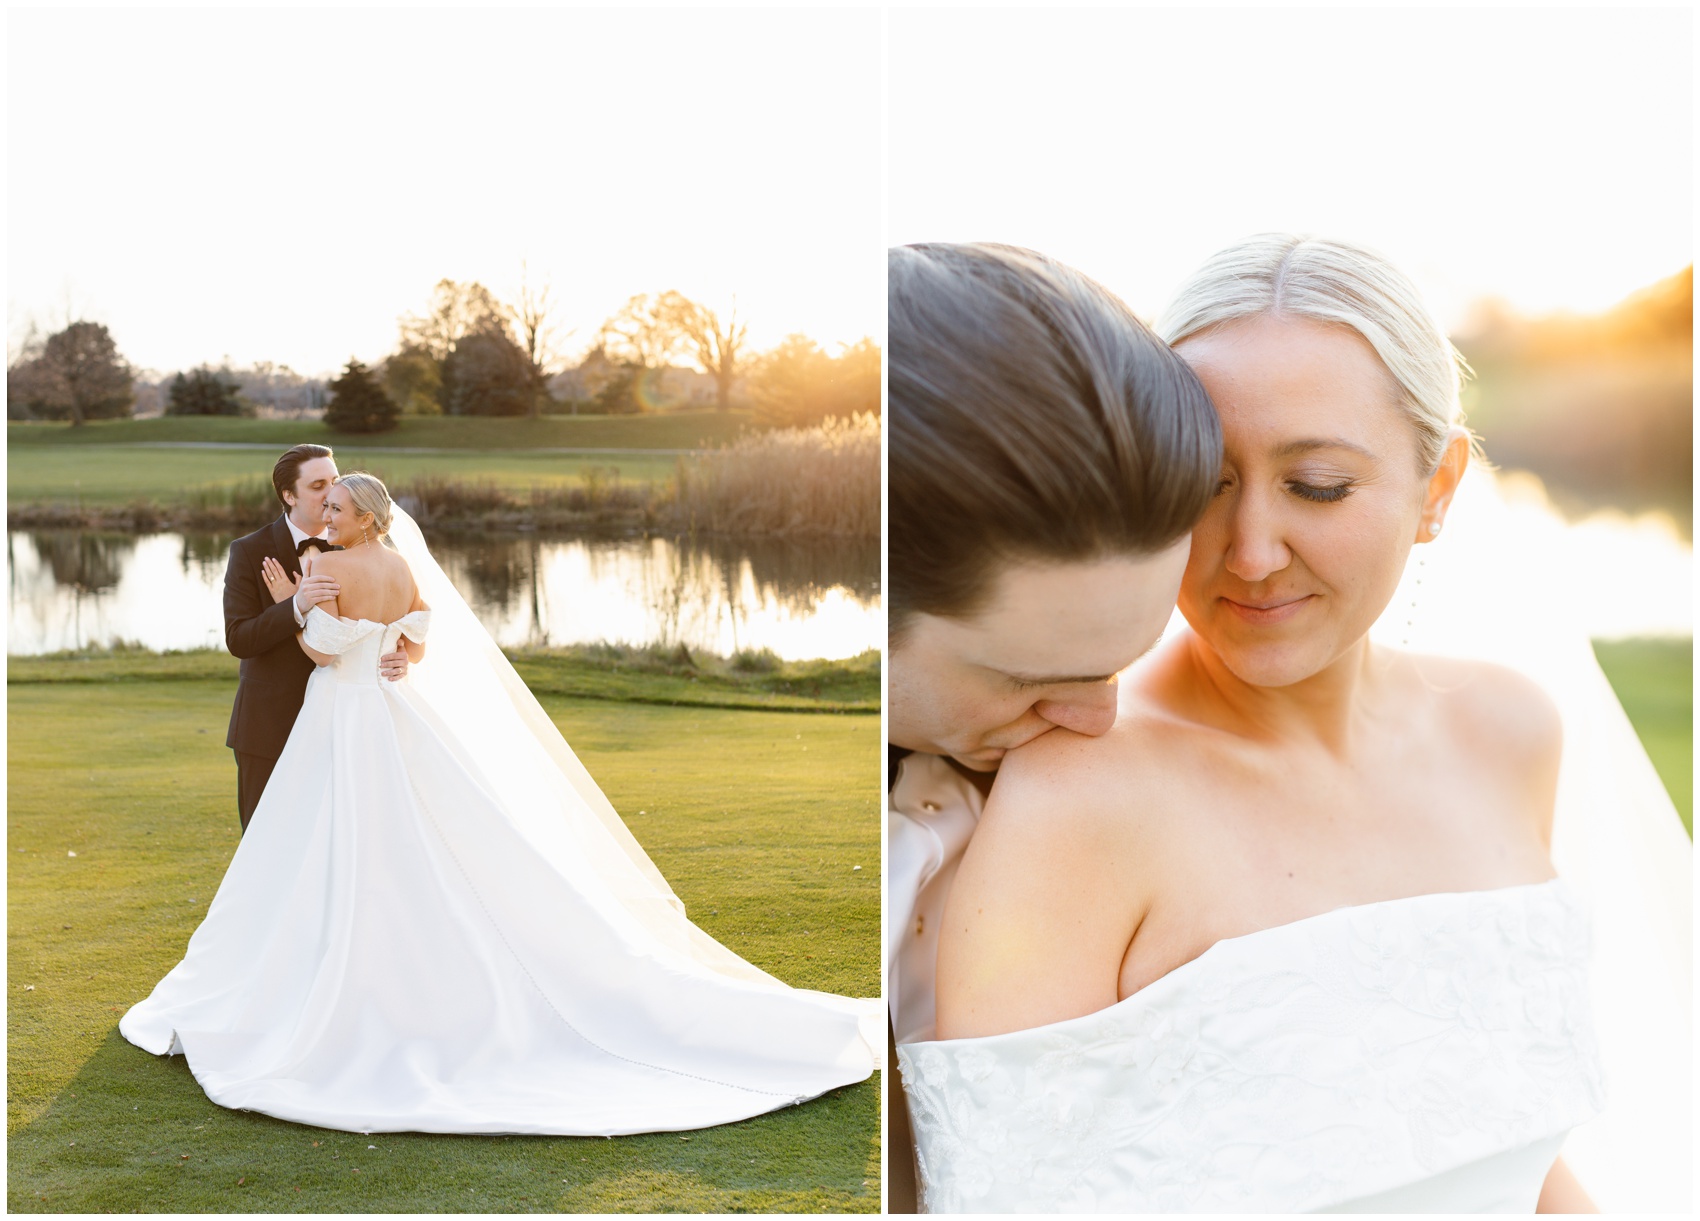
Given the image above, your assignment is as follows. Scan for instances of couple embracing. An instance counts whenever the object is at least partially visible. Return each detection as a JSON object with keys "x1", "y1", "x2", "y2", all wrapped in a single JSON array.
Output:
[
  {"x1": 887, "y1": 238, "x2": 1689, "y2": 1212},
  {"x1": 119, "y1": 448, "x2": 879, "y2": 1135}
]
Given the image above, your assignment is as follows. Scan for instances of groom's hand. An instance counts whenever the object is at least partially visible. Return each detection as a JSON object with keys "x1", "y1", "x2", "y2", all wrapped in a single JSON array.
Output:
[{"x1": 378, "y1": 649, "x2": 409, "y2": 682}]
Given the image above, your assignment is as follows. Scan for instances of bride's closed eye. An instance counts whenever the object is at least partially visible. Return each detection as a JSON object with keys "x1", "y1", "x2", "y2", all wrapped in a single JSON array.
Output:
[{"x1": 1286, "y1": 479, "x2": 1355, "y2": 504}]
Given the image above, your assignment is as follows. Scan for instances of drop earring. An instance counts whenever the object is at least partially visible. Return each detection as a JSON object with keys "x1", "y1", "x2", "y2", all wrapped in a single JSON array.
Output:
[{"x1": 1403, "y1": 553, "x2": 1424, "y2": 649}]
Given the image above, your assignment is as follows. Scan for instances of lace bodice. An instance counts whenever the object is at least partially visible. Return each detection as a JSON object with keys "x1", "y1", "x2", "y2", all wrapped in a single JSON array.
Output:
[
  {"x1": 303, "y1": 607, "x2": 431, "y2": 684},
  {"x1": 898, "y1": 879, "x2": 1604, "y2": 1213}
]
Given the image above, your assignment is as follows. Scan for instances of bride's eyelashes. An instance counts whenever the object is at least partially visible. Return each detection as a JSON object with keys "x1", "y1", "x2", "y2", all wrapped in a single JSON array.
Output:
[
  {"x1": 1211, "y1": 472, "x2": 1358, "y2": 504},
  {"x1": 1286, "y1": 479, "x2": 1356, "y2": 504}
]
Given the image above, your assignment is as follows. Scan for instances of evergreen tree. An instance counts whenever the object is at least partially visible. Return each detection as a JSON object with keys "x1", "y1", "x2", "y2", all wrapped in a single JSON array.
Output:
[
  {"x1": 166, "y1": 366, "x2": 246, "y2": 416},
  {"x1": 323, "y1": 358, "x2": 399, "y2": 433},
  {"x1": 592, "y1": 360, "x2": 644, "y2": 414}
]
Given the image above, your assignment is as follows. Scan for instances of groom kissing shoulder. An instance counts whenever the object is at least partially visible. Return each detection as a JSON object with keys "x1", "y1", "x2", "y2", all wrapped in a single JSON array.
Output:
[
  {"x1": 884, "y1": 244, "x2": 1221, "y2": 1209},
  {"x1": 222, "y1": 444, "x2": 409, "y2": 832}
]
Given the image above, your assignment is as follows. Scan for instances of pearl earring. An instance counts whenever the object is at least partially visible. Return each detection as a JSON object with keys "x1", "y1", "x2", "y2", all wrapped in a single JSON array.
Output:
[{"x1": 1429, "y1": 520, "x2": 1443, "y2": 538}]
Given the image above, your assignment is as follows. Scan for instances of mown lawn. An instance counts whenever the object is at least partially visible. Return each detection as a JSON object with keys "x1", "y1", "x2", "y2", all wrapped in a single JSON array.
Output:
[
  {"x1": 6, "y1": 646, "x2": 879, "y2": 715},
  {"x1": 7, "y1": 413, "x2": 754, "y2": 451},
  {"x1": 7, "y1": 447, "x2": 679, "y2": 509},
  {"x1": 7, "y1": 414, "x2": 756, "y2": 510},
  {"x1": 1593, "y1": 637, "x2": 1692, "y2": 835},
  {"x1": 7, "y1": 671, "x2": 880, "y2": 1213}
]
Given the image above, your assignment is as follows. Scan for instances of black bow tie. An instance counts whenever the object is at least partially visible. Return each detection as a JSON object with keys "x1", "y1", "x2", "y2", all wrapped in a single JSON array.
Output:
[{"x1": 297, "y1": 537, "x2": 338, "y2": 559}]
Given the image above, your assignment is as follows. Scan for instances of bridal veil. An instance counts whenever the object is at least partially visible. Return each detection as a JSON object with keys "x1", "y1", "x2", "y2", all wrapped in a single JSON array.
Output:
[
  {"x1": 386, "y1": 506, "x2": 883, "y2": 1025},
  {"x1": 1366, "y1": 467, "x2": 1691, "y2": 1212}
]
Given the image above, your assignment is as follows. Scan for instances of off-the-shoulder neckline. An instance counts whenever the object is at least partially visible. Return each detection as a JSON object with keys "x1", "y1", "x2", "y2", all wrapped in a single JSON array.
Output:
[
  {"x1": 903, "y1": 876, "x2": 1573, "y2": 1051},
  {"x1": 305, "y1": 605, "x2": 430, "y2": 629}
]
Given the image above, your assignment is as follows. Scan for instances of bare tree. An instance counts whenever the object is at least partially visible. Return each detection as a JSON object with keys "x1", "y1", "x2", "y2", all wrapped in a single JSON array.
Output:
[
  {"x1": 599, "y1": 292, "x2": 690, "y2": 371},
  {"x1": 513, "y1": 263, "x2": 572, "y2": 419},
  {"x1": 399, "y1": 280, "x2": 508, "y2": 362},
  {"x1": 670, "y1": 296, "x2": 749, "y2": 412},
  {"x1": 8, "y1": 318, "x2": 44, "y2": 370}
]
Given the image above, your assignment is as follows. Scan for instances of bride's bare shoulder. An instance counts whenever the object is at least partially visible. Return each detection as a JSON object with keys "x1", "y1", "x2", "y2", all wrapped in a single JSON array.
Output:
[
  {"x1": 1409, "y1": 652, "x2": 1562, "y2": 763},
  {"x1": 1406, "y1": 652, "x2": 1563, "y2": 843},
  {"x1": 935, "y1": 705, "x2": 1205, "y2": 1033},
  {"x1": 991, "y1": 703, "x2": 1207, "y2": 833}
]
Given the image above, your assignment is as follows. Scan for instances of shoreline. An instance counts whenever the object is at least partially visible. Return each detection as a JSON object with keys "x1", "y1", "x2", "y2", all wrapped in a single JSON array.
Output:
[
  {"x1": 5, "y1": 502, "x2": 877, "y2": 539},
  {"x1": 6, "y1": 643, "x2": 881, "y2": 714}
]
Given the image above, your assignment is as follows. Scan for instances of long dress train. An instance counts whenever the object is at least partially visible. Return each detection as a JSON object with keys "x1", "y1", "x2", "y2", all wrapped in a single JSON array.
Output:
[{"x1": 121, "y1": 606, "x2": 879, "y2": 1135}]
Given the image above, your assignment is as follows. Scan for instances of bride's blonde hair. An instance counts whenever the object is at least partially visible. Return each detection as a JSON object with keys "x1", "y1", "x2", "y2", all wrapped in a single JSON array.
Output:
[
  {"x1": 334, "y1": 471, "x2": 393, "y2": 538},
  {"x1": 1155, "y1": 234, "x2": 1476, "y2": 472}
]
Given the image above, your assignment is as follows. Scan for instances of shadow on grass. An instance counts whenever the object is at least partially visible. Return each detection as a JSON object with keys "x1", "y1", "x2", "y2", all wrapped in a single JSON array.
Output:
[{"x1": 8, "y1": 1030, "x2": 878, "y2": 1213}]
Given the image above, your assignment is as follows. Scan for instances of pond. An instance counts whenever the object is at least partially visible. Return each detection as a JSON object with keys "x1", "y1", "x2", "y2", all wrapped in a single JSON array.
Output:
[
  {"x1": 5, "y1": 474, "x2": 1689, "y2": 659},
  {"x1": 6, "y1": 530, "x2": 882, "y2": 661}
]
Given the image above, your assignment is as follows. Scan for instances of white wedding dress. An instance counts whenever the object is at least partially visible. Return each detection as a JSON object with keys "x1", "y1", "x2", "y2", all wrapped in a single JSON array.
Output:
[
  {"x1": 897, "y1": 875, "x2": 1603, "y2": 1213},
  {"x1": 120, "y1": 600, "x2": 879, "y2": 1135}
]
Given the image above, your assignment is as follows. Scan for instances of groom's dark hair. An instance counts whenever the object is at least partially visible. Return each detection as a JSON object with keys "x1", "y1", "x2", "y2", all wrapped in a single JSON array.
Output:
[
  {"x1": 272, "y1": 444, "x2": 335, "y2": 509},
  {"x1": 889, "y1": 243, "x2": 1223, "y2": 635}
]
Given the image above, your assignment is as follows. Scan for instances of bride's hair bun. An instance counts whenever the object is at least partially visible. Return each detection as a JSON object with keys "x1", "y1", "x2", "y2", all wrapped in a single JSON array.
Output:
[
  {"x1": 335, "y1": 471, "x2": 393, "y2": 536},
  {"x1": 1156, "y1": 234, "x2": 1479, "y2": 473}
]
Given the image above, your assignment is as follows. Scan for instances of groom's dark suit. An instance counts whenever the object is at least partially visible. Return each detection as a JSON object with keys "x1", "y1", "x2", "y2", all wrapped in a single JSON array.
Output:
[{"x1": 223, "y1": 515, "x2": 332, "y2": 832}]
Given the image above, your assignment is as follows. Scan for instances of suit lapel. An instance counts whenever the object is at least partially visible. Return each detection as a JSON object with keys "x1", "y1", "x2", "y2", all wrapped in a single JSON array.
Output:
[{"x1": 271, "y1": 516, "x2": 300, "y2": 578}]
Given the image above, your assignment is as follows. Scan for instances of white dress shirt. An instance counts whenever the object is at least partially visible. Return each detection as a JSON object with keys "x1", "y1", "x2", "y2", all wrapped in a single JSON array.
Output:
[
  {"x1": 282, "y1": 513, "x2": 330, "y2": 627},
  {"x1": 887, "y1": 752, "x2": 985, "y2": 1047}
]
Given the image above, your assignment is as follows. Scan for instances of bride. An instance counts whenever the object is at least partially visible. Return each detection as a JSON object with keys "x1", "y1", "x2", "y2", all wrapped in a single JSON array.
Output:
[
  {"x1": 897, "y1": 236, "x2": 1689, "y2": 1211},
  {"x1": 119, "y1": 472, "x2": 879, "y2": 1136}
]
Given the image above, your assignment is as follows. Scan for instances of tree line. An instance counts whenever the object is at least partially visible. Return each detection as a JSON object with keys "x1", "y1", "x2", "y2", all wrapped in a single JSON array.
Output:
[
  {"x1": 351, "y1": 278, "x2": 878, "y2": 434},
  {"x1": 7, "y1": 325, "x2": 324, "y2": 426},
  {"x1": 7, "y1": 279, "x2": 880, "y2": 436},
  {"x1": 1455, "y1": 265, "x2": 1692, "y2": 517}
]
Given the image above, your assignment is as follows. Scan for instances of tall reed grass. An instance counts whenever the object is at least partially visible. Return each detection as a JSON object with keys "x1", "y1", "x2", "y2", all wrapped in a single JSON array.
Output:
[
  {"x1": 399, "y1": 469, "x2": 651, "y2": 530},
  {"x1": 666, "y1": 413, "x2": 878, "y2": 538},
  {"x1": 181, "y1": 478, "x2": 278, "y2": 528}
]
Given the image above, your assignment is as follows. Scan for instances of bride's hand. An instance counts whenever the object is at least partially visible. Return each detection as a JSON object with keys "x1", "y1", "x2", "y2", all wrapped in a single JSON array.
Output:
[{"x1": 261, "y1": 556, "x2": 299, "y2": 605}]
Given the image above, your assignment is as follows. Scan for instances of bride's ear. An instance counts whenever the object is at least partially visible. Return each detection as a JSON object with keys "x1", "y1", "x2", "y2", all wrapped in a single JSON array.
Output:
[{"x1": 1416, "y1": 427, "x2": 1471, "y2": 544}]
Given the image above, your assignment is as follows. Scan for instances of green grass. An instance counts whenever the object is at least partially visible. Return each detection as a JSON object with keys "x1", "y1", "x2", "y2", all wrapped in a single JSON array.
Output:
[
  {"x1": 7, "y1": 414, "x2": 746, "y2": 512},
  {"x1": 7, "y1": 674, "x2": 879, "y2": 1212},
  {"x1": 1594, "y1": 637, "x2": 1693, "y2": 835},
  {"x1": 7, "y1": 413, "x2": 755, "y2": 451},
  {"x1": 6, "y1": 646, "x2": 879, "y2": 714},
  {"x1": 7, "y1": 447, "x2": 679, "y2": 509},
  {"x1": 6, "y1": 415, "x2": 879, "y2": 541}
]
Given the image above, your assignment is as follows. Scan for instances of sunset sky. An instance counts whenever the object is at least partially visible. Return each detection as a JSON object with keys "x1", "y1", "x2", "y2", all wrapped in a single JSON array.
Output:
[
  {"x1": 7, "y1": 8, "x2": 881, "y2": 376},
  {"x1": 889, "y1": 7, "x2": 1692, "y2": 331},
  {"x1": 8, "y1": 8, "x2": 1690, "y2": 378}
]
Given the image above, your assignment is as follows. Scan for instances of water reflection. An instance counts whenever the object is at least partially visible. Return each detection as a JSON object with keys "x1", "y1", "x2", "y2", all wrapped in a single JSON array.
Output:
[
  {"x1": 434, "y1": 533, "x2": 881, "y2": 659},
  {"x1": 17, "y1": 530, "x2": 137, "y2": 593},
  {"x1": 6, "y1": 530, "x2": 882, "y2": 660}
]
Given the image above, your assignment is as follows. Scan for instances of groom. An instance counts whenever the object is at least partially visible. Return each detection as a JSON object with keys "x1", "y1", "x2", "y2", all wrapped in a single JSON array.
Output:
[
  {"x1": 222, "y1": 443, "x2": 409, "y2": 832},
  {"x1": 885, "y1": 243, "x2": 1221, "y2": 1209}
]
